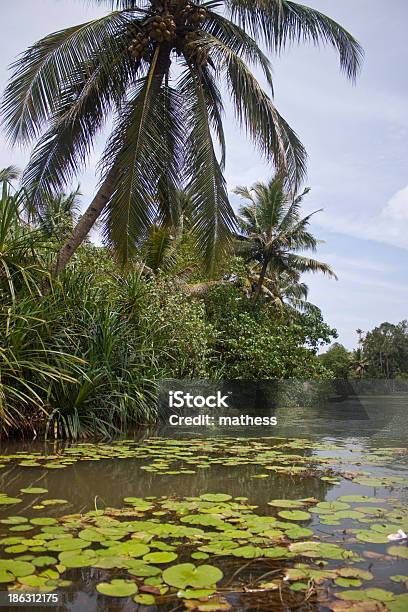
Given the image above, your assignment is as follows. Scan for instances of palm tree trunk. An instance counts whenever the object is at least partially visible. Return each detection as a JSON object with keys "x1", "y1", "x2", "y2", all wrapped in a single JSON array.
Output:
[
  {"x1": 51, "y1": 169, "x2": 117, "y2": 277},
  {"x1": 253, "y1": 259, "x2": 269, "y2": 302},
  {"x1": 51, "y1": 45, "x2": 172, "y2": 279}
]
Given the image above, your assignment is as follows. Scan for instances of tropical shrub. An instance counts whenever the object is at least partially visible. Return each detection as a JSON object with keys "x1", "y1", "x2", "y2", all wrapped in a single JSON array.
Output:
[
  {"x1": 205, "y1": 286, "x2": 335, "y2": 380},
  {"x1": 319, "y1": 343, "x2": 353, "y2": 379}
]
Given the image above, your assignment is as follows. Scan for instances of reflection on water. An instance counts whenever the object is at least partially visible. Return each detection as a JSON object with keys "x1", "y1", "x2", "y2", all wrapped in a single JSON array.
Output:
[{"x1": 0, "y1": 396, "x2": 407, "y2": 611}]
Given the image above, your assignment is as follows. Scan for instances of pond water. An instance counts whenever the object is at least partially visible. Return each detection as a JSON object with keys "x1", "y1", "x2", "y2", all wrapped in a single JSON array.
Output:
[{"x1": 0, "y1": 398, "x2": 407, "y2": 611}]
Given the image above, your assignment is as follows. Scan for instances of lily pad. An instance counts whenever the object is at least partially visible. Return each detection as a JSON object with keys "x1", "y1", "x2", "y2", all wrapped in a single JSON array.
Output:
[
  {"x1": 0, "y1": 516, "x2": 28, "y2": 525},
  {"x1": 0, "y1": 560, "x2": 35, "y2": 577},
  {"x1": 355, "y1": 530, "x2": 389, "y2": 544},
  {"x1": 0, "y1": 496, "x2": 22, "y2": 505},
  {"x1": 128, "y1": 563, "x2": 162, "y2": 577},
  {"x1": 268, "y1": 499, "x2": 305, "y2": 508},
  {"x1": 47, "y1": 538, "x2": 89, "y2": 552},
  {"x1": 96, "y1": 579, "x2": 138, "y2": 597},
  {"x1": 200, "y1": 494, "x2": 232, "y2": 502},
  {"x1": 230, "y1": 545, "x2": 263, "y2": 559},
  {"x1": 134, "y1": 594, "x2": 156, "y2": 605},
  {"x1": 278, "y1": 510, "x2": 311, "y2": 521},
  {"x1": 143, "y1": 552, "x2": 177, "y2": 564},
  {"x1": 30, "y1": 518, "x2": 58, "y2": 526},
  {"x1": 191, "y1": 552, "x2": 209, "y2": 560},
  {"x1": 335, "y1": 577, "x2": 362, "y2": 587},
  {"x1": 387, "y1": 545, "x2": 408, "y2": 559},
  {"x1": 163, "y1": 563, "x2": 223, "y2": 589},
  {"x1": 32, "y1": 556, "x2": 58, "y2": 567},
  {"x1": 390, "y1": 575, "x2": 408, "y2": 583},
  {"x1": 388, "y1": 594, "x2": 408, "y2": 612},
  {"x1": 336, "y1": 588, "x2": 395, "y2": 603}
]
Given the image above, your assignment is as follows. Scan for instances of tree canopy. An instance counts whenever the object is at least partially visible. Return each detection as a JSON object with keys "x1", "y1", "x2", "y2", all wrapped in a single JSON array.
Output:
[{"x1": 1, "y1": 0, "x2": 362, "y2": 275}]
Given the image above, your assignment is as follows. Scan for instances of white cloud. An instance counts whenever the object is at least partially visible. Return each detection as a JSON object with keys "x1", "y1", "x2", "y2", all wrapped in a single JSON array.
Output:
[
  {"x1": 322, "y1": 254, "x2": 390, "y2": 274},
  {"x1": 383, "y1": 185, "x2": 408, "y2": 221},
  {"x1": 313, "y1": 205, "x2": 408, "y2": 251}
]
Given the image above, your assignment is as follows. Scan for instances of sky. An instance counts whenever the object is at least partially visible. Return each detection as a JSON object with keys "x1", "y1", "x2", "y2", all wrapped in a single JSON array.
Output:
[{"x1": 0, "y1": 0, "x2": 407, "y2": 349}]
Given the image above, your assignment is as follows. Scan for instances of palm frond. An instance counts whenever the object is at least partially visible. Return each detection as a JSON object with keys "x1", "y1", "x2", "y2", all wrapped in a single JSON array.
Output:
[
  {"x1": 179, "y1": 65, "x2": 237, "y2": 274},
  {"x1": 20, "y1": 18, "x2": 140, "y2": 211},
  {"x1": 255, "y1": 177, "x2": 287, "y2": 233},
  {"x1": 0, "y1": 166, "x2": 20, "y2": 183},
  {"x1": 225, "y1": 0, "x2": 363, "y2": 79},
  {"x1": 90, "y1": 0, "x2": 148, "y2": 8},
  {"x1": 1, "y1": 11, "x2": 131, "y2": 144},
  {"x1": 101, "y1": 51, "x2": 183, "y2": 264},
  {"x1": 287, "y1": 254, "x2": 338, "y2": 278},
  {"x1": 155, "y1": 86, "x2": 186, "y2": 227},
  {"x1": 196, "y1": 66, "x2": 226, "y2": 170},
  {"x1": 203, "y1": 36, "x2": 307, "y2": 186},
  {"x1": 143, "y1": 226, "x2": 177, "y2": 272},
  {"x1": 205, "y1": 10, "x2": 274, "y2": 90}
]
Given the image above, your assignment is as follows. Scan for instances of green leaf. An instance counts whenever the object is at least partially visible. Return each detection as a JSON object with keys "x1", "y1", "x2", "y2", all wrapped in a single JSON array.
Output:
[
  {"x1": 277, "y1": 510, "x2": 311, "y2": 521},
  {"x1": 163, "y1": 563, "x2": 223, "y2": 589},
  {"x1": 96, "y1": 579, "x2": 138, "y2": 597}
]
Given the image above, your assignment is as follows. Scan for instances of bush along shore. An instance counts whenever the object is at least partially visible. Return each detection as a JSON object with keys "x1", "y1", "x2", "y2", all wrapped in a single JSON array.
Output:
[{"x1": 0, "y1": 175, "x2": 343, "y2": 440}]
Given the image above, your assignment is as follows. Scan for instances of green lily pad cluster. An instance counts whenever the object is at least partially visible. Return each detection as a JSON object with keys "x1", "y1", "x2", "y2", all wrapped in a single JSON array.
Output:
[
  {"x1": 0, "y1": 437, "x2": 373, "y2": 483},
  {"x1": 0, "y1": 435, "x2": 407, "y2": 610},
  {"x1": 2, "y1": 489, "x2": 405, "y2": 608}
]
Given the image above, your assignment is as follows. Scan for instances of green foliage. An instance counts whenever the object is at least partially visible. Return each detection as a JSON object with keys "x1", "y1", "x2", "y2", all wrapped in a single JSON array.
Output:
[
  {"x1": 0, "y1": 175, "x2": 338, "y2": 438},
  {"x1": 319, "y1": 343, "x2": 352, "y2": 379},
  {"x1": 361, "y1": 321, "x2": 408, "y2": 379},
  {"x1": 1, "y1": 0, "x2": 362, "y2": 271},
  {"x1": 205, "y1": 286, "x2": 335, "y2": 379},
  {"x1": 1, "y1": 245, "x2": 337, "y2": 436},
  {"x1": 0, "y1": 182, "x2": 49, "y2": 302},
  {"x1": 117, "y1": 273, "x2": 214, "y2": 379}
]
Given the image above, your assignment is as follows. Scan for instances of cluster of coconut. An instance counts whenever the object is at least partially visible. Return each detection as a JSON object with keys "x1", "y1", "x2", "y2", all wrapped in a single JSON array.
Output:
[
  {"x1": 128, "y1": 2, "x2": 208, "y2": 65},
  {"x1": 128, "y1": 32, "x2": 151, "y2": 61},
  {"x1": 147, "y1": 14, "x2": 177, "y2": 43},
  {"x1": 179, "y1": 4, "x2": 207, "y2": 27}
]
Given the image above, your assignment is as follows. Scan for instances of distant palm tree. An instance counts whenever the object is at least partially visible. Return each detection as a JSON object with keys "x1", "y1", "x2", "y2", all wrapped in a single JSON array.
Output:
[
  {"x1": 0, "y1": 165, "x2": 20, "y2": 184},
  {"x1": 246, "y1": 266, "x2": 310, "y2": 310},
  {"x1": 36, "y1": 189, "x2": 82, "y2": 241},
  {"x1": 235, "y1": 176, "x2": 337, "y2": 300},
  {"x1": 2, "y1": 0, "x2": 362, "y2": 277}
]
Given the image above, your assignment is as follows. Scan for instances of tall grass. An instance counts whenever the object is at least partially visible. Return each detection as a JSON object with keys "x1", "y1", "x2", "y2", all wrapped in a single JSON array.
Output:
[
  {"x1": 0, "y1": 184, "x2": 82, "y2": 435},
  {"x1": 0, "y1": 182, "x2": 163, "y2": 439}
]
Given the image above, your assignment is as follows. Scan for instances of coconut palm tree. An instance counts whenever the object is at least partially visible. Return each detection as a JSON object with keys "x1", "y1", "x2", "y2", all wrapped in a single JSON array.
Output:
[
  {"x1": 0, "y1": 166, "x2": 20, "y2": 184},
  {"x1": 1, "y1": 0, "x2": 362, "y2": 277},
  {"x1": 245, "y1": 265, "x2": 310, "y2": 309},
  {"x1": 36, "y1": 189, "x2": 82, "y2": 241},
  {"x1": 235, "y1": 176, "x2": 337, "y2": 300}
]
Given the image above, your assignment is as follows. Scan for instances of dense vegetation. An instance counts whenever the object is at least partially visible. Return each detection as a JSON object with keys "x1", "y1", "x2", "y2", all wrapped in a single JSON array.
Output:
[
  {"x1": 320, "y1": 323, "x2": 408, "y2": 380},
  {"x1": 0, "y1": 174, "x2": 338, "y2": 439}
]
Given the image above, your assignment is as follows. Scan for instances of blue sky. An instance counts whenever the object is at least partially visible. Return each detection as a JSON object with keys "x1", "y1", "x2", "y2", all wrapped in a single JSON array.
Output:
[{"x1": 0, "y1": 0, "x2": 407, "y2": 349}]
